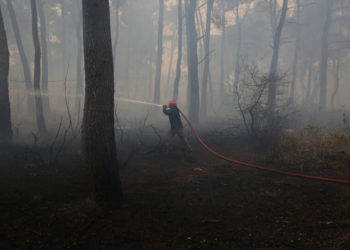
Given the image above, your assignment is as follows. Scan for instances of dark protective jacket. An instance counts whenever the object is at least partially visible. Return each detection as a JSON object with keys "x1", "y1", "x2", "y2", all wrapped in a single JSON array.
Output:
[{"x1": 163, "y1": 106, "x2": 183, "y2": 130}]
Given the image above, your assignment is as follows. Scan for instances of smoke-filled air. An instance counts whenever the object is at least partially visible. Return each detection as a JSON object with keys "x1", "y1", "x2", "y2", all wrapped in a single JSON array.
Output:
[{"x1": 1, "y1": 0, "x2": 350, "y2": 249}]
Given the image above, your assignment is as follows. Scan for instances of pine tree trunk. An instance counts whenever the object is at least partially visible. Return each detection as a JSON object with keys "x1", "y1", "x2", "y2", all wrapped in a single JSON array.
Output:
[
  {"x1": 289, "y1": 0, "x2": 300, "y2": 105},
  {"x1": 233, "y1": 1, "x2": 242, "y2": 106},
  {"x1": 319, "y1": 0, "x2": 333, "y2": 111},
  {"x1": 219, "y1": 0, "x2": 225, "y2": 105},
  {"x1": 304, "y1": 61, "x2": 313, "y2": 104},
  {"x1": 6, "y1": 0, "x2": 34, "y2": 113},
  {"x1": 331, "y1": 56, "x2": 340, "y2": 108},
  {"x1": 154, "y1": 0, "x2": 164, "y2": 104},
  {"x1": 31, "y1": 0, "x2": 47, "y2": 133},
  {"x1": 112, "y1": 0, "x2": 120, "y2": 85},
  {"x1": 173, "y1": 0, "x2": 183, "y2": 101},
  {"x1": 0, "y1": 6, "x2": 12, "y2": 141},
  {"x1": 75, "y1": 3, "x2": 83, "y2": 114},
  {"x1": 82, "y1": 0, "x2": 122, "y2": 206},
  {"x1": 200, "y1": 0, "x2": 214, "y2": 117},
  {"x1": 267, "y1": 0, "x2": 288, "y2": 112},
  {"x1": 186, "y1": 0, "x2": 199, "y2": 123},
  {"x1": 38, "y1": 0, "x2": 50, "y2": 111}
]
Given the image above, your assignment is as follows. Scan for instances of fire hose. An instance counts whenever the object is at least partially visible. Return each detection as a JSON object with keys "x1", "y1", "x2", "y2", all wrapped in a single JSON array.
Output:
[{"x1": 179, "y1": 110, "x2": 350, "y2": 184}]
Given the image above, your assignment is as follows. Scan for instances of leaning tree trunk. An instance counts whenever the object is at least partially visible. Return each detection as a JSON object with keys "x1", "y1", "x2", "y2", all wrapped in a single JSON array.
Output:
[
  {"x1": 289, "y1": 0, "x2": 300, "y2": 105},
  {"x1": 319, "y1": 0, "x2": 333, "y2": 111},
  {"x1": 173, "y1": 0, "x2": 183, "y2": 101},
  {"x1": 219, "y1": 0, "x2": 225, "y2": 105},
  {"x1": 6, "y1": 0, "x2": 34, "y2": 112},
  {"x1": 186, "y1": 0, "x2": 200, "y2": 124},
  {"x1": 267, "y1": 0, "x2": 288, "y2": 113},
  {"x1": 38, "y1": 0, "x2": 50, "y2": 111},
  {"x1": 154, "y1": 0, "x2": 164, "y2": 104},
  {"x1": 31, "y1": 0, "x2": 47, "y2": 133},
  {"x1": 0, "y1": 6, "x2": 12, "y2": 141},
  {"x1": 82, "y1": 0, "x2": 123, "y2": 206},
  {"x1": 200, "y1": 0, "x2": 214, "y2": 117}
]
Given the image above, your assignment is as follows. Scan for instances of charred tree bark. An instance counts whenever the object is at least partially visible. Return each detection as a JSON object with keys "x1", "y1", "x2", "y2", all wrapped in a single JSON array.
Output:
[
  {"x1": 38, "y1": 0, "x2": 49, "y2": 111},
  {"x1": 0, "y1": 6, "x2": 12, "y2": 141},
  {"x1": 165, "y1": 36, "x2": 176, "y2": 98},
  {"x1": 154, "y1": 0, "x2": 164, "y2": 104},
  {"x1": 267, "y1": 0, "x2": 288, "y2": 112},
  {"x1": 6, "y1": 0, "x2": 34, "y2": 112},
  {"x1": 75, "y1": 2, "x2": 83, "y2": 113},
  {"x1": 82, "y1": 0, "x2": 122, "y2": 206},
  {"x1": 186, "y1": 0, "x2": 199, "y2": 123},
  {"x1": 289, "y1": 0, "x2": 300, "y2": 105},
  {"x1": 219, "y1": 0, "x2": 225, "y2": 105},
  {"x1": 233, "y1": 0, "x2": 243, "y2": 106},
  {"x1": 112, "y1": 0, "x2": 120, "y2": 85},
  {"x1": 173, "y1": 0, "x2": 183, "y2": 101},
  {"x1": 200, "y1": 0, "x2": 214, "y2": 117},
  {"x1": 31, "y1": 0, "x2": 47, "y2": 133},
  {"x1": 319, "y1": 0, "x2": 333, "y2": 111}
]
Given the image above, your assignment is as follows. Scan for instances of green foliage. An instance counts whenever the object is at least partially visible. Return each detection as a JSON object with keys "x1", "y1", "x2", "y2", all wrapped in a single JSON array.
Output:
[{"x1": 270, "y1": 114, "x2": 350, "y2": 172}]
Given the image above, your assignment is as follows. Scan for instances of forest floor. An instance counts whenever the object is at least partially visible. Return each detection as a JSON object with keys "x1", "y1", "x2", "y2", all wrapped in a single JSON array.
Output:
[{"x1": 1, "y1": 134, "x2": 350, "y2": 250}]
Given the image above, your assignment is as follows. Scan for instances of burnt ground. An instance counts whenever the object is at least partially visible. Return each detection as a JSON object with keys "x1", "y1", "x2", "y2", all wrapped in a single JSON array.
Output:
[{"x1": 1, "y1": 136, "x2": 350, "y2": 250}]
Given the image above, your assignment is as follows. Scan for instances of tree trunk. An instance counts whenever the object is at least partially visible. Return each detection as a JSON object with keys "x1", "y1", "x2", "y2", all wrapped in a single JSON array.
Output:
[
  {"x1": 289, "y1": 0, "x2": 300, "y2": 105},
  {"x1": 38, "y1": 0, "x2": 50, "y2": 111},
  {"x1": 219, "y1": 0, "x2": 225, "y2": 105},
  {"x1": 233, "y1": 1, "x2": 242, "y2": 106},
  {"x1": 82, "y1": 0, "x2": 122, "y2": 206},
  {"x1": 319, "y1": 0, "x2": 333, "y2": 111},
  {"x1": 200, "y1": 0, "x2": 214, "y2": 117},
  {"x1": 165, "y1": 36, "x2": 176, "y2": 99},
  {"x1": 75, "y1": 2, "x2": 83, "y2": 113},
  {"x1": 0, "y1": 6, "x2": 12, "y2": 141},
  {"x1": 112, "y1": 0, "x2": 120, "y2": 85},
  {"x1": 304, "y1": 61, "x2": 313, "y2": 104},
  {"x1": 267, "y1": 0, "x2": 288, "y2": 112},
  {"x1": 331, "y1": 56, "x2": 340, "y2": 108},
  {"x1": 186, "y1": 0, "x2": 199, "y2": 123},
  {"x1": 6, "y1": 0, "x2": 34, "y2": 112},
  {"x1": 173, "y1": 0, "x2": 183, "y2": 101},
  {"x1": 31, "y1": 0, "x2": 47, "y2": 133},
  {"x1": 154, "y1": 0, "x2": 164, "y2": 104}
]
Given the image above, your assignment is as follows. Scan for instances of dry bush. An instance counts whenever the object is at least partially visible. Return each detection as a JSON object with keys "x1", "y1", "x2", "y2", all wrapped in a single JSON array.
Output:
[{"x1": 269, "y1": 114, "x2": 350, "y2": 173}]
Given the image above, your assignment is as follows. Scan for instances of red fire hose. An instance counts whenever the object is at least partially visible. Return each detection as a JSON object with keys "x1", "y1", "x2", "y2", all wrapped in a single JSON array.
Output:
[{"x1": 179, "y1": 110, "x2": 350, "y2": 184}]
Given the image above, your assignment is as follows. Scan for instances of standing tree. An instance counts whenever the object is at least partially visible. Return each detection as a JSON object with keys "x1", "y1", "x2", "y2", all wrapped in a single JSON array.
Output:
[
  {"x1": 186, "y1": 0, "x2": 200, "y2": 123},
  {"x1": 200, "y1": 0, "x2": 214, "y2": 117},
  {"x1": 267, "y1": 0, "x2": 288, "y2": 113},
  {"x1": 31, "y1": 0, "x2": 47, "y2": 133},
  {"x1": 172, "y1": 0, "x2": 182, "y2": 102},
  {"x1": 233, "y1": 0, "x2": 250, "y2": 106},
  {"x1": 319, "y1": 0, "x2": 333, "y2": 111},
  {"x1": 0, "y1": 4, "x2": 12, "y2": 141},
  {"x1": 6, "y1": 0, "x2": 34, "y2": 112},
  {"x1": 37, "y1": 0, "x2": 49, "y2": 111},
  {"x1": 74, "y1": 1, "x2": 83, "y2": 112},
  {"x1": 219, "y1": 0, "x2": 226, "y2": 105},
  {"x1": 154, "y1": 0, "x2": 164, "y2": 104},
  {"x1": 82, "y1": 0, "x2": 123, "y2": 205},
  {"x1": 289, "y1": 0, "x2": 300, "y2": 105}
]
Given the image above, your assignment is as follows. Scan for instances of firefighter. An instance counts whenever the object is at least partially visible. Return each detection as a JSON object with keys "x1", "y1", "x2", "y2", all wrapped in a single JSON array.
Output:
[{"x1": 162, "y1": 100, "x2": 192, "y2": 152}]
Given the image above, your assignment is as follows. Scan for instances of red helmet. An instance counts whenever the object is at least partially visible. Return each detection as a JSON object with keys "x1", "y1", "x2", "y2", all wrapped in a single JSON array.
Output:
[{"x1": 168, "y1": 100, "x2": 177, "y2": 107}]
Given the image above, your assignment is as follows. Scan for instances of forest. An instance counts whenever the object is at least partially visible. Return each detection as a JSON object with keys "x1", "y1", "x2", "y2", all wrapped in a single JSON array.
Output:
[{"x1": 1, "y1": 0, "x2": 350, "y2": 249}]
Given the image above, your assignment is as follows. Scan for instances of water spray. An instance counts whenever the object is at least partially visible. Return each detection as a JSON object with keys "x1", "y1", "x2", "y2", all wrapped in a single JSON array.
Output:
[{"x1": 9, "y1": 88, "x2": 163, "y2": 108}]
